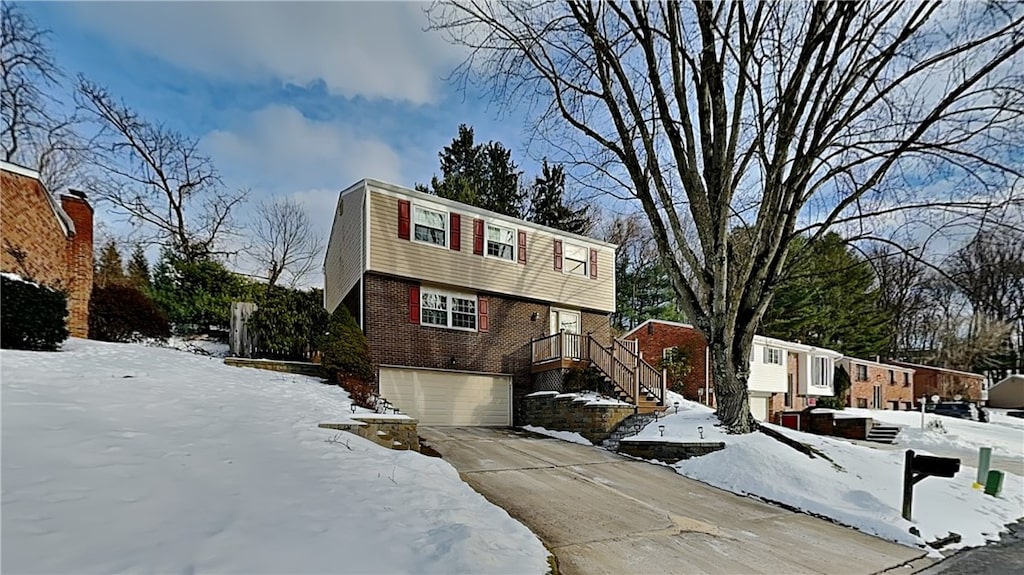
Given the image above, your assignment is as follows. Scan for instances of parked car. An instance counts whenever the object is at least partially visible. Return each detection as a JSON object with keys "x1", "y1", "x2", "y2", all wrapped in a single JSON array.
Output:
[{"x1": 926, "y1": 402, "x2": 985, "y2": 421}]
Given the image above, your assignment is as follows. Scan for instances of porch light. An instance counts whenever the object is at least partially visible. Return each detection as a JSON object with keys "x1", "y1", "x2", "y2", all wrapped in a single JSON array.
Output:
[
  {"x1": 449, "y1": 356, "x2": 457, "y2": 367},
  {"x1": 673, "y1": 401, "x2": 680, "y2": 414},
  {"x1": 697, "y1": 426, "x2": 704, "y2": 440},
  {"x1": 531, "y1": 312, "x2": 539, "y2": 321},
  {"x1": 658, "y1": 425, "x2": 665, "y2": 437}
]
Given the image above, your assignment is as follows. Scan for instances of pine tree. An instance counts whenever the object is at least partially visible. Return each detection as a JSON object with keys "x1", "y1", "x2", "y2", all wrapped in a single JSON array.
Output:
[
  {"x1": 95, "y1": 240, "x2": 126, "y2": 288},
  {"x1": 528, "y1": 160, "x2": 593, "y2": 235},
  {"x1": 126, "y1": 245, "x2": 151, "y2": 290}
]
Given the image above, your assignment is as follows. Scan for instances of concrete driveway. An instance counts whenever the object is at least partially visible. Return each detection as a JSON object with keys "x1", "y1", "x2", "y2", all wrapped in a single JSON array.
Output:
[{"x1": 420, "y1": 427, "x2": 929, "y2": 575}]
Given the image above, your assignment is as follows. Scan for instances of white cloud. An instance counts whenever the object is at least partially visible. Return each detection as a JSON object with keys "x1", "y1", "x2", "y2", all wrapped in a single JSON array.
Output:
[{"x1": 71, "y1": 2, "x2": 463, "y2": 104}]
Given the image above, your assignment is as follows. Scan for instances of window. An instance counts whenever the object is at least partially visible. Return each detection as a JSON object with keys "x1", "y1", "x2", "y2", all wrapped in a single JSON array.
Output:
[
  {"x1": 663, "y1": 346, "x2": 679, "y2": 361},
  {"x1": 903, "y1": 372, "x2": 910, "y2": 387},
  {"x1": 563, "y1": 244, "x2": 588, "y2": 276},
  {"x1": 414, "y1": 205, "x2": 447, "y2": 247},
  {"x1": 856, "y1": 364, "x2": 868, "y2": 381},
  {"x1": 763, "y1": 347, "x2": 783, "y2": 365},
  {"x1": 486, "y1": 223, "x2": 516, "y2": 261},
  {"x1": 813, "y1": 357, "x2": 831, "y2": 387},
  {"x1": 889, "y1": 369, "x2": 896, "y2": 385},
  {"x1": 857, "y1": 398, "x2": 868, "y2": 409},
  {"x1": 420, "y1": 288, "x2": 476, "y2": 331}
]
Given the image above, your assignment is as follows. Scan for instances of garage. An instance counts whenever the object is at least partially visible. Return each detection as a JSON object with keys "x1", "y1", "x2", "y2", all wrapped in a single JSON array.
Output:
[
  {"x1": 749, "y1": 395, "x2": 769, "y2": 422},
  {"x1": 378, "y1": 366, "x2": 512, "y2": 426}
]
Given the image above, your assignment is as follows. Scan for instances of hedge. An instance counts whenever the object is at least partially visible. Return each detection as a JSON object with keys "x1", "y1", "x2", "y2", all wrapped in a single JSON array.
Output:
[{"x1": 1, "y1": 274, "x2": 69, "y2": 351}]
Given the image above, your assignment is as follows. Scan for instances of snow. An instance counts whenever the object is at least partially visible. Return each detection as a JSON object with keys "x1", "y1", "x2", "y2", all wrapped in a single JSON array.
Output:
[
  {"x1": 1, "y1": 339, "x2": 548, "y2": 574},
  {"x1": 521, "y1": 425, "x2": 593, "y2": 445},
  {"x1": 639, "y1": 398, "x2": 1024, "y2": 556},
  {"x1": 525, "y1": 390, "x2": 558, "y2": 398},
  {"x1": 157, "y1": 336, "x2": 231, "y2": 358},
  {"x1": 553, "y1": 391, "x2": 632, "y2": 407},
  {"x1": 844, "y1": 407, "x2": 1024, "y2": 463},
  {"x1": 1, "y1": 271, "x2": 42, "y2": 288}
]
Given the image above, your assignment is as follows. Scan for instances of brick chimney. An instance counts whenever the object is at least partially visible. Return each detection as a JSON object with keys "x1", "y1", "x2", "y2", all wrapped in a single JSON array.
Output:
[{"x1": 60, "y1": 191, "x2": 94, "y2": 338}]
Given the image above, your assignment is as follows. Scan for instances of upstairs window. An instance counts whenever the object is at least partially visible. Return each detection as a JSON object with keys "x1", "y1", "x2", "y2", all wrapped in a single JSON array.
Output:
[
  {"x1": 564, "y1": 244, "x2": 588, "y2": 276},
  {"x1": 486, "y1": 224, "x2": 516, "y2": 261},
  {"x1": 856, "y1": 364, "x2": 868, "y2": 381},
  {"x1": 763, "y1": 347, "x2": 783, "y2": 365},
  {"x1": 414, "y1": 205, "x2": 447, "y2": 247},
  {"x1": 889, "y1": 369, "x2": 896, "y2": 385},
  {"x1": 903, "y1": 372, "x2": 910, "y2": 387},
  {"x1": 814, "y1": 357, "x2": 832, "y2": 387}
]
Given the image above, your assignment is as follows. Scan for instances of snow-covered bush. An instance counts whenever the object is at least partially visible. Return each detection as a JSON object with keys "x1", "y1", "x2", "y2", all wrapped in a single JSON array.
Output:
[
  {"x1": 926, "y1": 419, "x2": 947, "y2": 434},
  {"x1": 317, "y1": 305, "x2": 375, "y2": 408},
  {"x1": 89, "y1": 283, "x2": 171, "y2": 343},
  {"x1": 1, "y1": 273, "x2": 68, "y2": 351}
]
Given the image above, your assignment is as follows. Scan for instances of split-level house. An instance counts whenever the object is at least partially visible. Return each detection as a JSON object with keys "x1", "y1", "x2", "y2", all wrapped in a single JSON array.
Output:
[
  {"x1": 324, "y1": 179, "x2": 665, "y2": 427},
  {"x1": 839, "y1": 357, "x2": 915, "y2": 410},
  {"x1": 625, "y1": 319, "x2": 842, "y2": 422},
  {"x1": 885, "y1": 360, "x2": 985, "y2": 404}
]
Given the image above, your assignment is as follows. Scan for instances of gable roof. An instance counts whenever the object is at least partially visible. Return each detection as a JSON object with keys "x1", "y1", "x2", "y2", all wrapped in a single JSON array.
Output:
[
  {"x1": 0, "y1": 161, "x2": 75, "y2": 237},
  {"x1": 621, "y1": 318, "x2": 843, "y2": 358},
  {"x1": 885, "y1": 360, "x2": 983, "y2": 379}
]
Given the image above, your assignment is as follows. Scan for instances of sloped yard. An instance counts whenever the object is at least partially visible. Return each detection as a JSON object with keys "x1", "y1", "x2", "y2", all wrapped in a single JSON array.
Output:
[{"x1": 1, "y1": 339, "x2": 548, "y2": 574}]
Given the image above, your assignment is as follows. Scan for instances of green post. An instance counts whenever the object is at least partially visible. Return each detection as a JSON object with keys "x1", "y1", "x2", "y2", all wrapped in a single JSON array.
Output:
[
  {"x1": 984, "y1": 470, "x2": 1005, "y2": 497},
  {"x1": 975, "y1": 447, "x2": 992, "y2": 488}
]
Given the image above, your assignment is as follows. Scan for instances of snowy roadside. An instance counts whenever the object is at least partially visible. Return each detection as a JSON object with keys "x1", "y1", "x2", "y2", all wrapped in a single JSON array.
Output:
[{"x1": 1, "y1": 339, "x2": 549, "y2": 574}]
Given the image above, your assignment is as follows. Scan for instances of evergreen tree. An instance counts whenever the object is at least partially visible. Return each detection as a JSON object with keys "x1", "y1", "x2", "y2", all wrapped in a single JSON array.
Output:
[
  {"x1": 761, "y1": 233, "x2": 890, "y2": 358},
  {"x1": 95, "y1": 240, "x2": 126, "y2": 288},
  {"x1": 528, "y1": 160, "x2": 593, "y2": 235},
  {"x1": 126, "y1": 245, "x2": 151, "y2": 290},
  {"x1": 150, "y1": 249, "x2": 259, "y2": 333},
  {"x1": 418, "y1": 124, "x2": 525, "y2": 218}
]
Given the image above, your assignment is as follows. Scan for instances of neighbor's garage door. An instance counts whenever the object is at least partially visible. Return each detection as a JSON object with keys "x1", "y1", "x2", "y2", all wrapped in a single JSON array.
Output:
[
  {"x1": 749, "y1": 396, "x2": 769, "y2": 422},
  {"x1": 378, "y1": 367, "x2": 511, "y2": 426}
]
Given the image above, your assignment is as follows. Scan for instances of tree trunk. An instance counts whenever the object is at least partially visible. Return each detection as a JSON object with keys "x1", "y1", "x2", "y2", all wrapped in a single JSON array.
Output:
[{"x1": 708, "y1": 331, "x2": 756, "y2": 434}]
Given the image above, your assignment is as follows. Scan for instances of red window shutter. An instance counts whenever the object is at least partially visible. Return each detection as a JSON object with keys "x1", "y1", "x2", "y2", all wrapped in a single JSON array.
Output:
[
  {"x1": 473, "y1": 219, "x2": 484, "y2": 255},
  {"x1": 553, "y1": 240, "x2": 563, "y2": 271},
  {"x1": 409, "y1": 285, "x2": 420, "y2": 324},
  {"x1": 517, "y1": 230, "x2": 527, "y2": 264},
  {"x1": 398, "y1": 200, "x2": 411, "y2": 240},
  {"x1": 590, "y1": 248, "x2": 598, "y2": 279},
  {"x1": 450, "y1": 213, "x2": 461, "y2": 251},
  {"x1": 478, "y1": 297, "x2": 489, "y2": 332}
]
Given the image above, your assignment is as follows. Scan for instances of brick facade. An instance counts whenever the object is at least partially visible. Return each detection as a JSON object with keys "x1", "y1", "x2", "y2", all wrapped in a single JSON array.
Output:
[
  {"x1": 841, "y1": 359, "x2": 914, "y2": 410},
  {"x1": 1, "y1": 165, "x2": 93, "y2": 337},
  {"x1": 887, "y1": 361, "x2": 985, "y2": 404},
  {"x1": 629, "y1": 321, "x2": 710, "y2": 403},
  {"x1": 360, "y1": 272, "x2": 612, "y2": 422}
]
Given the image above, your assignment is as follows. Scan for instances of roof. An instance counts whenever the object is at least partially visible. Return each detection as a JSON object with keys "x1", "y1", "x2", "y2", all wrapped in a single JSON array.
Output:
[
  {"x1": 337, "y1": 178, "x2": 618, "y2": 250},
  {"x1": 886, "y1": 360, "x2": 983, "y2": 379},
  {"x1": 840, "y1": 356, "x2": 915, "y2": 373},
  {"x1": 990, "y1": 374, "x2": 1024, "y2": 390},
  {"x1": 0, "y1": 160, "x2": 75, "y2": 237},
  {"x1": 622, "y1": 319, "x2": 843, "y2": 358}
]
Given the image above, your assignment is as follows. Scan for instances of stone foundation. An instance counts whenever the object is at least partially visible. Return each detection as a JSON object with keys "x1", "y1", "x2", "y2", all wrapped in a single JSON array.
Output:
[
  {"x1": 616, "y1": 440, "x2": 726, "y2": 463},
  {"x1": 521, "y1": 391, "x2": 635, "y2": 444},
  {"x1": 319, "y1": 416, "x2": 420, "y2": 452},
  {"x1": 224, "y1": 357, "x2": 326, "y2": 378}
]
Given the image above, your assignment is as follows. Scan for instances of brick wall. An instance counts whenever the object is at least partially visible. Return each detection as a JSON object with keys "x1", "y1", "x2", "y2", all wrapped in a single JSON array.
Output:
[
  {"x1": 362, "y1": 273, "x2": 612, "y2": 422},
  {"x1": 629, "y1": 321, "x2": 710, "y2": 402},
  {"x1": 844, "y1": 360, "x2": 914, "y2": 409},
  {"x1": 887, "y1": 362, "x2": 985, "y2": 403},
  {"x1": 0, "y1": 168, "x2": 93, "y2": 337}
]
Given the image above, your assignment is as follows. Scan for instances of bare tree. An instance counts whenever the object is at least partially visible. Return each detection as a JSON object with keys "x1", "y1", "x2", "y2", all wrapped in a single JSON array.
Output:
[
  {"x1": 1, "y1": 2, "x2": 86, "y2": 191},
  {"x1": 428, "y1": 1, "x2": 1024, "y2": 432},
  {"x1": 76, "y1": 79, "x2": 246, "y2": 262},
  {"x1": 869, "y1": 247, "x2": 932, "y2": 355},
  {"x1": 249, "y1": 198, "x2": 324, "y2": 289}
]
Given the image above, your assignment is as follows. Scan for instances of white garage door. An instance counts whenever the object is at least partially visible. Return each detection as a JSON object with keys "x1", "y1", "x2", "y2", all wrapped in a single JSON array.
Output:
[
  {"x1": 749, "y1": 396, "x2": 769, "y2": 422},
  {"x1": 378, "y1": 367, "x2": 512, "y2": 426}
]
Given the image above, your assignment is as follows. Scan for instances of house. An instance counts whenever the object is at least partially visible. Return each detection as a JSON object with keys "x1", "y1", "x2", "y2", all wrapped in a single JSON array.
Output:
[
  {"x1": 323, "y1": 179, "x2": 661, "y2": 427},
  {"x1": 986, "y1": 374, "x2": 1024, "y2": 409},
  {"x1": 840, "y1": 357, "x2": 915, "y2": 410},
  {"x1": 885, "y1": 360, "x2": 985, "y2": 404},
  {"x1": 624, "y1": 319, "x2": 842, "y2": 422},
  {"x1": 1, "y1": 161, "x2": 93, "y2": 337}
]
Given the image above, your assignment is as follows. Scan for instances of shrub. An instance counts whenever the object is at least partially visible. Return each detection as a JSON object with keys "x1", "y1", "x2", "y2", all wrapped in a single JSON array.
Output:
[
  {"x1": 317, "y1": 304, "x2": 375, "y2": 407},
  {"x1": 1, "y1": 274, "x2": 69, "y2": 350},
  {"x1": 817, "y1": 365, "x2": 852, "y2": 410},
  {"x1": 246, "y1": 286, "x2": 328, "y2": 361},
  {"x1": 89, "y1": 283, "x2": 171, "y2": 342},
  {"x1": 659, "y1": 346, "x2": 693, "y2": 395},
  {"x1": 563, "y1": 366, "x2": 605, "y2": 393},
  {"x1": 150, "y1": 250, "x2": 260, "y2": 334}
]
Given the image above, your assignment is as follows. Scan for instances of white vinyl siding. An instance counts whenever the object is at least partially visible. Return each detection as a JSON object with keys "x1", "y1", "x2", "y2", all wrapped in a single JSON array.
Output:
[
  {"x1": 486, "y1": 223, "x2": 516, "y2": 261},
  {"x1": 378, "y1": 367, "x2": 511, "y2": 426},
  {"x1": 324, "y1": 185, "x2": 365, "y2": 313}
]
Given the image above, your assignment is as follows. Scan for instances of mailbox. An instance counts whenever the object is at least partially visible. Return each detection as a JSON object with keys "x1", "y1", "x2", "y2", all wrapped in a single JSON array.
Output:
[{"x1": 911, "y1": 454, "x2": 960, "y2": 478}]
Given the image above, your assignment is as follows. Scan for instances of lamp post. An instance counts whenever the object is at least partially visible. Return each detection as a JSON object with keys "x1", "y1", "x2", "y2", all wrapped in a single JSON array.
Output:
[
  {"x1": 673, "y1": 401, "x2": 680, "y2": 415},
  {"x1": 658, "y1": 425, "x2": 665, "y2": 437},
  {"x1": 697, "y1": 426, "x2": 704, "y2": 440},
  {"x1": 350, "y1": 404, "x2": 357, "y2": 414}
]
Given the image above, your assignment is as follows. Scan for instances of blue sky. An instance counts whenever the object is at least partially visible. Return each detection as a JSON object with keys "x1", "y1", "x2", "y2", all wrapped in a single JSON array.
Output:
[{"x1": 23, "y1": 1, "x2": 553, "y2": 283}]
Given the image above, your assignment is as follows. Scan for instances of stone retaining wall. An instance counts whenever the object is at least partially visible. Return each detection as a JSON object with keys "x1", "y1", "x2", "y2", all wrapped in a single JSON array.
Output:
[
  {"x1": 616, "y1": 440, "x2": 725, "y2": 463},
  {"x1": 521, "y1": 392, "x2": 636, "y2": 444},
  {"x1": 319, "y1": 416, "x2": 419, "y2": 452},
  {"x1": 224, "y1": 357, "x2": 325, "y2": 378}
]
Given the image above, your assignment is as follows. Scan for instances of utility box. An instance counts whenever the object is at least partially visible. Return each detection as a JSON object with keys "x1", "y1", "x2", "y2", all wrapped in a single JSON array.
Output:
[{"x1": 984, "y1": 470, "x2": 1005, "y2": 497}]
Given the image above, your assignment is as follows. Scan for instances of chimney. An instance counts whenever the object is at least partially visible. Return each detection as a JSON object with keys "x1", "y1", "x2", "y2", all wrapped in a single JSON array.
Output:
[{"x1": 60, "y1": 192, "x2": 94, "y2": 338}]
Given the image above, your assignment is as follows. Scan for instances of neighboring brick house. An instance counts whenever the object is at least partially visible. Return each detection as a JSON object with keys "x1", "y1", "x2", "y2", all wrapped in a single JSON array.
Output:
[
  {"x1": 324, "y1": 179, "x2": 650, "y2": 427},
  {"x1": 624, "y1": 319, "x2": 842, "y2": 422},
  {"x1": 887, "y1": 360, "x2": 985, "y2": 404},
  {"x1": 839, "y1": 357, "x2": 915, "y2": 410},
  {"x1": 1, "y1": 161, "x2": 94, "y2": 337}
]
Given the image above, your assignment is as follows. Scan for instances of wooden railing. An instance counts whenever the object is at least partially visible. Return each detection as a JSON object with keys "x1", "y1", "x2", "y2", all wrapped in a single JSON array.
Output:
[
  {"x1": 531, "y1": 332, "x2": 586, "y2": 364},
  {"x1": 588, "y1": 336, "x2": 636, "y2": 403}
]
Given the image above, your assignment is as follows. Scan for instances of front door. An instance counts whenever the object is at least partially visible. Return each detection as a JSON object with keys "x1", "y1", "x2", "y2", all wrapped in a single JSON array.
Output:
[
  {"x1": 873, "y1": 385, "x2": 883, "y2": 409},
  {"x1": 550, "y1": 309, "x2": 582, "y2": 358}
]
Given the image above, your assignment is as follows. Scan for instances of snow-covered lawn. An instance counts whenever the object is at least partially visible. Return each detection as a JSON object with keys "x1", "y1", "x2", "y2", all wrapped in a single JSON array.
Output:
[
  {"x1": 1, "y1": 339, "x2": 548, "y2": 574},
  {"x1": 844, "y1": 407, "x2": 1024, "y2": 463},
  {"x1": 635, "y1": 393, "x2": 1024, "y2": 556}
]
